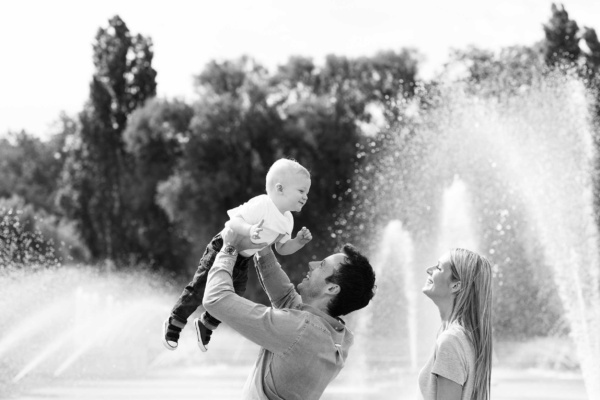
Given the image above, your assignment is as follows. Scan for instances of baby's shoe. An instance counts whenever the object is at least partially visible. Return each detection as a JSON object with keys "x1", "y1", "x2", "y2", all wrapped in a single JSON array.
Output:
[
  {"x1": 194, "y1": 318, "x2": 213, "y2": 352},
  {"x1": 162, "y1": 316, "x2": 185, "y2": 350}
]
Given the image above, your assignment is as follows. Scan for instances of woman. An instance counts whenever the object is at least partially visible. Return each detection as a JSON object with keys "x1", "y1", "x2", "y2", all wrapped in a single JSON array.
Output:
[{"x1": 418, "y1": 248, "x2": 493, "y2": 400}]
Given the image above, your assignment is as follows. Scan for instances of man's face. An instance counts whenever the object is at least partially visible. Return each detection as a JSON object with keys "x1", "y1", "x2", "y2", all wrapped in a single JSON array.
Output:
[{"x1": 298, "y1": 253, "x2": 346, "y2": 298}]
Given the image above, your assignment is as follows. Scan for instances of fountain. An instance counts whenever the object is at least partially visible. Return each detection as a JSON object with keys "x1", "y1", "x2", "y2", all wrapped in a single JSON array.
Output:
[
  {"x1": 343, "y1": 72, "x2": 600, "y2": 399},
  {"x1": 0, "y1": 72, "x2": 598, "y2": 400},
  {"x1": 0, "y1": 265, "x2": 175, "y2": 397}
]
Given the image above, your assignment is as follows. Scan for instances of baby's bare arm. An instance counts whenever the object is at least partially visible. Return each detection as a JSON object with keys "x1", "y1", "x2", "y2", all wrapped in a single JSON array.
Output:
[{"x1": 275, "y1": 227, "x2": 312, "y2": 255}]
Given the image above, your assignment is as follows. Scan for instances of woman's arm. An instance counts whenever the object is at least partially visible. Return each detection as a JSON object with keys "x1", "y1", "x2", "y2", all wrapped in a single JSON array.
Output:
[{"x1": 436, "y1": 375, "x2": 463, "y2": 400}]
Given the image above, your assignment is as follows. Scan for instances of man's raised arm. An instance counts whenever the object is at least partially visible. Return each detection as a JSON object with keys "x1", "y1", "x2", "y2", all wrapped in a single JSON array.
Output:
[
  {"x1": 201, "y1": 228, "x2": 304, "y2": 353},
  {"x1": 254, "y1": 246, "x2": 302, "y2": 309}
]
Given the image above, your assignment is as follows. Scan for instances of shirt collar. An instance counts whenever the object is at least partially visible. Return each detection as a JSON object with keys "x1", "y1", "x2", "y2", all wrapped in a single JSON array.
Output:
[{"x1": 298, "y1": 303, "x2": 346, "y2": 332}]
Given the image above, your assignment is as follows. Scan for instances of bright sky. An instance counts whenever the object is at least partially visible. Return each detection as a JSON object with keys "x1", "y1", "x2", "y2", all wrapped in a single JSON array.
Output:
[{"x1": 1, "y1": 0, "x2": 599, "y2": 139}]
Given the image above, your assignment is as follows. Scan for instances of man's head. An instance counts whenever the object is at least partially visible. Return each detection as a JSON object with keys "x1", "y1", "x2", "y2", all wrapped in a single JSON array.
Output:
[
  {"x1": 266, "y1": 158, "x2": 311, "y2": 213},
  {"x1": 298, "y1": 244, "x2": 376, "y2": 317}
]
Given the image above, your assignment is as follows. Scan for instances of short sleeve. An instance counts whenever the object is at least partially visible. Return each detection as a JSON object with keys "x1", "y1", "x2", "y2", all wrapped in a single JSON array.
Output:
[
  {"x1": 431, "y1": 332, "x2": 467, "y2": 385},
  {"x1": 227, "y1": 195, "x2": 269, "y2": 225},
  {"x1": 276, "y1": 212, "x2": 294, "y2": 244}
]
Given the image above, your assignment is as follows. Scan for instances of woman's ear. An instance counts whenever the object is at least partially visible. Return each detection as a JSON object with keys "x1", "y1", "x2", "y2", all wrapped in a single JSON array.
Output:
[{"x1": 451, "y1": 281, "x2": 462, "y2": 294}]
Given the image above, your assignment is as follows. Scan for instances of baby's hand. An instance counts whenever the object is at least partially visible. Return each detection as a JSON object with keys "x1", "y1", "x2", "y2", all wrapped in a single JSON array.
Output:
[
  {"x1": 249, "y1": 220, "x2": 264, "y2": 242},
  {"x1": 296, "y1": 227, "x2": 312, "y2": 245}
]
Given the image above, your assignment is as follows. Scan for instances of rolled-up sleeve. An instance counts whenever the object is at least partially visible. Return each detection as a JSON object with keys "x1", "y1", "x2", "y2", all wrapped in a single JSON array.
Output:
[
  {"x1": 203, "y1": 251, "x2": 306, "y2": 354},
  {"x1": 254, "y1": 249, "x2": 302, "y2": 309}
]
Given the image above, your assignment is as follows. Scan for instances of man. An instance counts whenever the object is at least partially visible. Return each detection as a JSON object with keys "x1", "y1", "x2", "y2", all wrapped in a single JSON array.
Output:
[{"x1": 202, "y1": 224, "x2": 377, "y2": 400}]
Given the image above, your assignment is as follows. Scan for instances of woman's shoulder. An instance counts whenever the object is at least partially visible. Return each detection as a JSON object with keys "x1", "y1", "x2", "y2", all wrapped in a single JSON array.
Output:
[
  {"x1": 443, "y1": 323, "x2": 468, "y2": 336},
  {"x1": 438, "y1": 325, "x2": 471, "y2": 346},
  {"x1": 438, "y1": 324, "x2": 475, "y2": 356}
]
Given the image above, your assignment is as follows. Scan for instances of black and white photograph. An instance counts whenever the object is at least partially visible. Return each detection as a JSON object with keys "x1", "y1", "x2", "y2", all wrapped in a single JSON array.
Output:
[{"x1": 1, "y1": 1, "x2": 599, "y2": 399}]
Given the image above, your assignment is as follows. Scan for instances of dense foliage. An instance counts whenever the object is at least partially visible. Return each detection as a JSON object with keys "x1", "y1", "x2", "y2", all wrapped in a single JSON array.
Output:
[{"x1": 2, "y1": 4, "x2": 600, "y2": 338}]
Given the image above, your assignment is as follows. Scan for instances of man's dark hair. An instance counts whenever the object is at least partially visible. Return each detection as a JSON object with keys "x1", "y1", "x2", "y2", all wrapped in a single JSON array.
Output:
[{"x1": 325, "y1": 244, "x2": 376, "y2": 317}]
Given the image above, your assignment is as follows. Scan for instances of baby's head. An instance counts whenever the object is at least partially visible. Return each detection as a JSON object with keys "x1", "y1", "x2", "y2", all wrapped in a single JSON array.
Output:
[{"x1": 266, "y1": 158, "x2": 311, "y2": 213}]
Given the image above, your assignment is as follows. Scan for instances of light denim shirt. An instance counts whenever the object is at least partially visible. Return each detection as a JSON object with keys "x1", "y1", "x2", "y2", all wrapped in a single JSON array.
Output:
[{"x1": 203, "y1": 248, "x2": 353, "y2": 400}]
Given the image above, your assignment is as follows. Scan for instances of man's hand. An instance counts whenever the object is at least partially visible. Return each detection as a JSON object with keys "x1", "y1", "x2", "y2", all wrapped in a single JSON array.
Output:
[
  {"x1": 295, "y1": 227, "x2": 312, "y2": 245},
  {"x1": 223, "y1": 219, "x2": 269, "y2": 250}
]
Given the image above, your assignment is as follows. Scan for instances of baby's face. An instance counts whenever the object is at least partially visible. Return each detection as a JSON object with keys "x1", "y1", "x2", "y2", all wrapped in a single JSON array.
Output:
[{"x1": 280, "y1": 174, "x2": 311, "y2": 212}]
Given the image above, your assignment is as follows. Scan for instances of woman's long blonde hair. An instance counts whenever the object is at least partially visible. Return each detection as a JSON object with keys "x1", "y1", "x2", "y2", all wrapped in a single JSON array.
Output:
[{"x1": 448, "y1": 248, "x2": 493, "y2": 400}]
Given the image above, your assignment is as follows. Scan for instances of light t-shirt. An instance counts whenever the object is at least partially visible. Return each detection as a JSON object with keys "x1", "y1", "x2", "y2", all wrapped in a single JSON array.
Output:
[
  {"x1": 418, "y1": 325, "x2": 475, "y2": 400},
  {"x1": 225, "y1": 194, "x2": 293, "y2": 256}
]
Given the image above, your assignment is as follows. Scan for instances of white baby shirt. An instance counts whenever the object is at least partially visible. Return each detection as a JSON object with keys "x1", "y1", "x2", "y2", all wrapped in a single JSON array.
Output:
[{"x1": 226, "y1": 194, "x2": 293, "y2": 256}]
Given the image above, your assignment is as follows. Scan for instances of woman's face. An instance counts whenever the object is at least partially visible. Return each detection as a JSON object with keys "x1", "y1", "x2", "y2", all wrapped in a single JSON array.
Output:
[{"x1": 422, "y1": 253, "x2": 457, "y2": 300}]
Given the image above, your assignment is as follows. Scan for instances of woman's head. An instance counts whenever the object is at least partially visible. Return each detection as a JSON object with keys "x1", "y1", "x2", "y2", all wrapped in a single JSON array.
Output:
[
  {"x1": 449, "y1": 248, "x2": 493, "y2": 400},
  {"x1": 447, "y1": 248, "x2": 493, "y2": 327},
  {"x1": 422, "y1": 252, "x2": 460, "y2": 300}
]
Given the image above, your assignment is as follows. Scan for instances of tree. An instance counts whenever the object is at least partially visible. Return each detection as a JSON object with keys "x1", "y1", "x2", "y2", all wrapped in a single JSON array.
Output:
[
  {"x1": 0, "y1": 128, "x2": 67, "y2": 214},
  {"x1": 353, "y1": 49, "x2": 420, "y2": 122},
  {"x1": 445, "y1": 45, "x2": 546, "y2": 97},
  {"x1": 57, "y1": 15, "x2": 157, "y2": 263},
  {"x1": 275, "y1": 50, "x2": 420, "y2": 126},
  {"x1": 122, "y1": 98, "x2": 194, "y2": 269},
  {"x1": 0, "y1": 197, "x2": 61, "y2": 268},
  {"x1": 582, "y1": 28, "x2": 600, "y2": 75},
  {"x1": 543, "y1": 3, "x2": 581, "y2": 67}
]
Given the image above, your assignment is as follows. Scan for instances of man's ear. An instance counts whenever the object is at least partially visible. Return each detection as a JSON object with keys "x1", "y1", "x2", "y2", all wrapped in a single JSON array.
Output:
[
  {"x1": 451, "y1": 281, "x2": 462, "y2": 294},
  {"x1": 326, "y1": 284, "x2": 340, "y2": 296},
  {"x1": 276, "y1": 183, "x2": 284, "y2": 193}
]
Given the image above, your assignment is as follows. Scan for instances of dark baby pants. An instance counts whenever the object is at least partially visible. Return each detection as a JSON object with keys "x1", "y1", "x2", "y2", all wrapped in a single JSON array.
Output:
[{"x1": 170, "y1": 233, "x2": 252, "y2": 328}]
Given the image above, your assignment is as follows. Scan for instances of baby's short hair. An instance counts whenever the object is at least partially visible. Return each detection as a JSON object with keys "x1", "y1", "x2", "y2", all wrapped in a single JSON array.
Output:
[{"x1": 265, "y1": 158, "x2": 310, "y2": 196}]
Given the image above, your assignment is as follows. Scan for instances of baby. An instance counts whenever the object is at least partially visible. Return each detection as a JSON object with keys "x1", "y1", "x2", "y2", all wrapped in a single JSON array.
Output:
[{"x1": 163, "y1": 158, "x2": 312, "y2": 351}]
